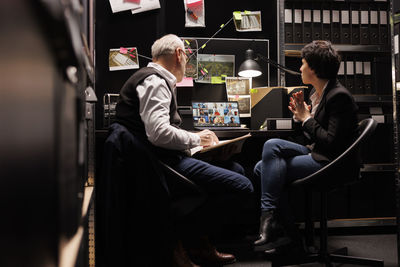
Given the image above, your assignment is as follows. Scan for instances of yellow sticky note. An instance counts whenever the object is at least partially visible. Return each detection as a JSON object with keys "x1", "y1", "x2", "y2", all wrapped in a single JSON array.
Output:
[
  {"x1": 201, "y1": 44, "x2": 206, "y2": 49},
  {"x1": 185, "y1": 40, "x2": 190, "y2": 45},
  {"x1": 233, "y1": 11, "x2": 242, "y2": 20},
  {"x1": 250, "y1": 88, "x2": 258, "y2": 94},
  {"x1": 244, "y1": 10, "x2": 251, "y2": 15},
  {"x1": 211, "y1": 76, "x2": 223, "y2": 84}
]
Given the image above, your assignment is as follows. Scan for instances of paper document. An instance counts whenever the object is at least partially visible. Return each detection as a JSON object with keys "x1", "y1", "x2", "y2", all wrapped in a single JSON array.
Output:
[
  {"x1": 131, "y1": 0, "x2": 160, "y2": 14},
  {"x1": 109, "y1": 0, "x2": 140, "y2": 13}
]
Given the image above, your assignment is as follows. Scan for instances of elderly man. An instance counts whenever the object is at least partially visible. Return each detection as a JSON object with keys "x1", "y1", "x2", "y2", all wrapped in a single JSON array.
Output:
[{"x1": 115, "y1": 34, "x2": 253, "y2": 266}]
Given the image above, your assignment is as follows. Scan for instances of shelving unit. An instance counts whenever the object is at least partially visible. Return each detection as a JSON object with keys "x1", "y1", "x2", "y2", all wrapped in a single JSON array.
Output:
[{"x1": 278, "y1": 0, "x2": 397, "y2": 222}]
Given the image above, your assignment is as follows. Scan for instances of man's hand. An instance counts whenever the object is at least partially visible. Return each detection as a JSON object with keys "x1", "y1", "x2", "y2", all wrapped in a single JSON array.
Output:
[
  {"x1": 196, "y1": 129, "x2": 219, "y2": 147},
  {"x1": 288, "y1": 91, "x2": 311, "y2": 122}
]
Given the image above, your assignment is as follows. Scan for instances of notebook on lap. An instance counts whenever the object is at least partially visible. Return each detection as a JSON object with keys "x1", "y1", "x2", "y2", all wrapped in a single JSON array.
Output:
[{"x1": 192, "y1": 101, "x2": 247, "y2": 130}]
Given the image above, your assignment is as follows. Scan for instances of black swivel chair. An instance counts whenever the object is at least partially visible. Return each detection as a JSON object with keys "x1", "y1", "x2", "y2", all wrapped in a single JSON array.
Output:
[
  {"x1": 96, "y1": 122, "x2": 205, "y2": 267},
  {"x1": 278, "y1": 118, "x2": 383, "y2": 266}
]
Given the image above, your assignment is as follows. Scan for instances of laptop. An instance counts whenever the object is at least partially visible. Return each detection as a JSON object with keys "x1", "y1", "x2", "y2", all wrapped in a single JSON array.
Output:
[{"x1": 192, "y1": 101, "x2": 248, "y2": 130}]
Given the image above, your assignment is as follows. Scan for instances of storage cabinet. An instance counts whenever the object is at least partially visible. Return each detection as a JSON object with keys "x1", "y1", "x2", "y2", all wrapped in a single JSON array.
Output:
[{"x1": 278, "y1": 0, "x2": 396, "y2": 221}]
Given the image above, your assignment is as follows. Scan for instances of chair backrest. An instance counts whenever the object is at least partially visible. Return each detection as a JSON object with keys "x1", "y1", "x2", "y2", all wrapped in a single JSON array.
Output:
[{"x1": 291, "y1": 118, "x2": 378, "y2": 190}]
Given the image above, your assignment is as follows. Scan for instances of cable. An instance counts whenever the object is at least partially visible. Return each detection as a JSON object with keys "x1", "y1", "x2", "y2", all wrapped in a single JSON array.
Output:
[
  {"x1": 256, "y1": 53, "x2": 301, "y2": 76},
  {"x1": 187, "y1": 16, "x2": 234, "y2": 60}
]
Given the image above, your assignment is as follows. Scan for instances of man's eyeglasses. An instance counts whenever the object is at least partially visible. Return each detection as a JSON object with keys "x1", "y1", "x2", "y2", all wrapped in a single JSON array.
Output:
[{"x1": 180, "y1": 49, "x2": 190, "y2": 63}]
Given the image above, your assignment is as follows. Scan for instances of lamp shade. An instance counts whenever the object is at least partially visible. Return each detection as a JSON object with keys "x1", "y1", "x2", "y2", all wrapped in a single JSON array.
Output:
[{"x1": 238, "y1": 49, "x2": 262, "y2": 78}]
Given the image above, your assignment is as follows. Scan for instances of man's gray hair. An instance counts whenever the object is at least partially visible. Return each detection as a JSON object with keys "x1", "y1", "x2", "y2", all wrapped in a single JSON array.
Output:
[{"x1": 151, "y1": 34, "x2": 184, "y2": 59}]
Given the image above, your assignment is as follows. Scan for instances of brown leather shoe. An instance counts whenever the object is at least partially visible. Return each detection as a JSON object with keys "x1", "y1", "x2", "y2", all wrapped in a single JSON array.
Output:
[
  {"x1": 188, "y1": 236, "x2": 236, "y2": 265},
  {"x1": 173, "y1": 240, "x2": 200, "y2": 267}
]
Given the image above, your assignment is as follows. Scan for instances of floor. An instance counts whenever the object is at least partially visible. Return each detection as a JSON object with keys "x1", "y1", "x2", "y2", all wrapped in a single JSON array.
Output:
[{"x1": 214, "y1": 233, "x2": 398, "y2": 267}]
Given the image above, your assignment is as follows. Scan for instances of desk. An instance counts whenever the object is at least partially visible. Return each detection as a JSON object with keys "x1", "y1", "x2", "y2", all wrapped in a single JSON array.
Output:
[{"x1": 213, "y1": 129, "x2": 294, "y2": 139}]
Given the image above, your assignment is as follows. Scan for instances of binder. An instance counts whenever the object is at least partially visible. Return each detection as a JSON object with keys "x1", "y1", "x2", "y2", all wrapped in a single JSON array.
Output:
[
  {"x1": 396, "y1": 24, "x2": 399, "y2": 82},
  {"x1": 293, "y1": 5, "x2": 303, "y2": 43},
  {"x1": 379, "y1": 9, "x2": 388, "y2": 45},
  {"x1": 360, "y1": 6, "x2": 370, "y2": 45},
  {"x1": 345, "y1": 58, "x2": 355, "y2": 94},
  {"x1": 363, "y1": 61, "x2": 372, "y2": 94},
  {"x1": 322, "y1": 5, "x2": 331, "y2": 41},
  {"x1": 370, "y1": 9, "x2": 379, "y2": 45},
  {"x1": 354, "y1": 60, "x2": 364, "y2": 94},
  {"x1": 303, "y1": 5, "x2": 313, "y2": 44},
  {"x1": 284, "y1": 3, "x2": 293, "y2": 43},
  {"x1": 340, "y1": 5, "x2": 351, "y2": 44},
  {"x1": 351, "y1": 4, "x2": 360, "y2": 45},
  {"x1": 312, "y1": 5, "x2": 323, "y2": 40},
  {"x1": 337, "y1": 61, "x2": 346, "y2": 86},
  {"x1": 331, "y1": 9, "x2": 341, "y2": 44}
]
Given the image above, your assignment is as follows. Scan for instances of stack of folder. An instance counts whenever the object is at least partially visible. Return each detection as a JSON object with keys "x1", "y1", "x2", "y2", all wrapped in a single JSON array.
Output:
[{"x1": 284, "y1": 1, "x2": 389, "y2": 45}]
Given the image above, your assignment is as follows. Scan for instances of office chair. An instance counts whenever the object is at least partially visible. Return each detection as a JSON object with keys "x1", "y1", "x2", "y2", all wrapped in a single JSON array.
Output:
[
  {"x1": 275, "y1": 118, "x2": 383, "y2": 266},
  {"x1": 96, "y1": 122, "x2": 205, "y2": 267}
]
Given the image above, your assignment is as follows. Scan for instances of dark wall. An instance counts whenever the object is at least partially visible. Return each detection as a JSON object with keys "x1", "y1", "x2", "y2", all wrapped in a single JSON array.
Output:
[{"x1": 95, "y1": 0, "x2": 278, "y2": 129}]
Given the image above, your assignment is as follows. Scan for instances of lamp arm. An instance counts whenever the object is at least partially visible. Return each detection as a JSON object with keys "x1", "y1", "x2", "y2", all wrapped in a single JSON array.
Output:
[{"x1": 256, "y1": 53, "x2": 301, "y2": 76}]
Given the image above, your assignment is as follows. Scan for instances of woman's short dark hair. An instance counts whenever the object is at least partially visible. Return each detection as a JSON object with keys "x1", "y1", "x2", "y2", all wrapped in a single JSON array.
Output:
[{"x1": 301, "y1": 40, "x2": 341, "y2": 80}]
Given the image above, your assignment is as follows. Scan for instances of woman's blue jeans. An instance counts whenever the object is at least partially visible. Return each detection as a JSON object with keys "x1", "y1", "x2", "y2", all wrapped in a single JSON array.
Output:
[{"x1": 254, "y1": 138, "x2": 325, "y2": 213}]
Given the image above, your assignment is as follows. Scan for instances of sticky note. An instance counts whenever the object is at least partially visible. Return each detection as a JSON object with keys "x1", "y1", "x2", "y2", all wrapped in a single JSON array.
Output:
[
  {"x1": 176, "y1": 77, "x2": 194, "y2": 87},
  {"x1": 244, "y1": 10, "x2": 251, "y2": 15},
  {"x1": 233, "y1": 11, "x2": 242, "y2": 20},
  {"x1": 185, "y1": 40, "x2": 190, "y2": 45},
  {"x1": 250, "y1": 89, "x2": 258, "y2": 94},
  {"x1": 201, "y1": 44, "x2": 206, "y2": 49},
  {"x1": 211, "y1": 76, "x2": 223, "y2": 84},
  {"x1": 119, "y1": 47, "x2": 128, "y2": 54}
]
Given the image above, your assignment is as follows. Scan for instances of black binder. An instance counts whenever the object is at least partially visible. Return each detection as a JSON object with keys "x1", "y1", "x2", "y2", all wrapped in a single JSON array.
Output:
[
  {"x1": 370, "y1": 9, "x2": 379, "y2": 45},
  {"x1": 284, "y1": 2, "x2": 293, "y2": 43},
  {"x1": 331, "y1": 9, "x2": 341, "y2": 44},
  {"x1": 303, "y1": 3, "x2": 313, "y2": 44},
  {"x1": 395, "y1": 22, "x2": 399, "y2": 82},
  {"x1": 351, "y1": 4, "x2": 360, "y2": 45},
  {"x1": 363, "y1": 60, "x2": 372, "y2": 94},
  {"x1": 345, "y1": 57, "x2": 355, "y2": 95},
  {"x1": 354, "y1": 59, "x2": 364, "y2": 95},
  {"x1": 379, "y1": 9, "x2": 388, "y2": 45},
  {"x1": 312, "y1": 4, "x2": 322, "y2": 40},
  {"x1": 322, "y1": 4, "x2": 331, "y2": 41},
  {"x1": 337, "y1": 61, "x2": 346, "y2": 87},
  {"x1": 360, "y1": 5, "x2": 370, "y2": 45},
  {"x1": 293, "y1": 4, "x2": 303, "y2": 43},
  {"x1": 340, "y1": 4, "x2": 351, "y2": 44}
]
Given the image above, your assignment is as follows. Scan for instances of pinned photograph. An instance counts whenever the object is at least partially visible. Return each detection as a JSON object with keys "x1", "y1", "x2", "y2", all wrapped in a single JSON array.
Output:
[
  {"x1": 225, "y1": 77, "x2": 252, "y2": 95},
  {"x1": 109, "y1": 47, "x2": 139, "y2": 71},
  {"x1": 196, "y1": 54, "x2": 235, "y2": 84},
  {"x1": 233, "y1": 11, "x2": 262, "y2": 32},
  {"x1": 228, "y1": 96, "x2": 251, "y2": 117}
]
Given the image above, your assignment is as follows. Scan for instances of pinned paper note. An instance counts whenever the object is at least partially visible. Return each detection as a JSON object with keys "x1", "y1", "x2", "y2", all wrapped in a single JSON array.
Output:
[
  {"x1": 211, "y1": 76, "x2": 223, "y2": 84},
  {"x1": 176, "y1": 77, "x2": 194, "y2": 87},
  {"x1": 119, "y1": 47, "x2": 128, "y2": 54},
  {"x1": 233, "y1": 11, "x2": 242, "y2": 20},
  {"x1": 187, "y1": 0, "x2": 202, "y2": 8},
  {"x1": 131, "y1": 0, "x2": 160, "y2": 14},
  {"x1": 109, "y1": 0, "x2": 140, "y2": 13}
]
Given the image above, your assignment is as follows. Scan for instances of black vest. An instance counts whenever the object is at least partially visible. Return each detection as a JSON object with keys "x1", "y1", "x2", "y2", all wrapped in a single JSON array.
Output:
[{"x1": 115, "y1": 67, "x2": 184, "y2": 160}]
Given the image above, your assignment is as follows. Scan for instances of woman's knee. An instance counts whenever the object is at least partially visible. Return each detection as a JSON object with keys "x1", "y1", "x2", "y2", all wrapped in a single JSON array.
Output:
[{"x1": 262, "y1": 138, "x2": 282, "y2": 158}]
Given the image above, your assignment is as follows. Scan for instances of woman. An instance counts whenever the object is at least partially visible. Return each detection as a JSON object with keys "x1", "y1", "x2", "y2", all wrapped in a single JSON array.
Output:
[{"x1": 253, "y1": 40, "x2": 359, "y2": 251}]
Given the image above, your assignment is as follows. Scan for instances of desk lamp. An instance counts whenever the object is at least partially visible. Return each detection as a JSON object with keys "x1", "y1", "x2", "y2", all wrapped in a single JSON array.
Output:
[{"x1": 238, "y1": 48, "x2": 301, "y2": 77}]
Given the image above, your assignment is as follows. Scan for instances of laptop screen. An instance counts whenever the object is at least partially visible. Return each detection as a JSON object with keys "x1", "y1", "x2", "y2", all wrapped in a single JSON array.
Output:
[{"x1": 192, "y1": 101, "x2": 241, "y2": 128}]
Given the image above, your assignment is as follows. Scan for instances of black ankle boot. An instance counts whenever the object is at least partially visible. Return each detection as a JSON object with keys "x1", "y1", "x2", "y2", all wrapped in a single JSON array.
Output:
[{"x1": 254, "y1": 210, "x2": 280, "y2": 246}]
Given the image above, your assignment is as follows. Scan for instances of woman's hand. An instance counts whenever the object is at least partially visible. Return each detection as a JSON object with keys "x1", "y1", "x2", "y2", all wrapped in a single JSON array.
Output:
[
  {"x1": 196, "y1": 129, "x2": 219, "y2": 147},
  {"x1": 288, "y1": 91, "x2": 311, "y2": 122}
]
